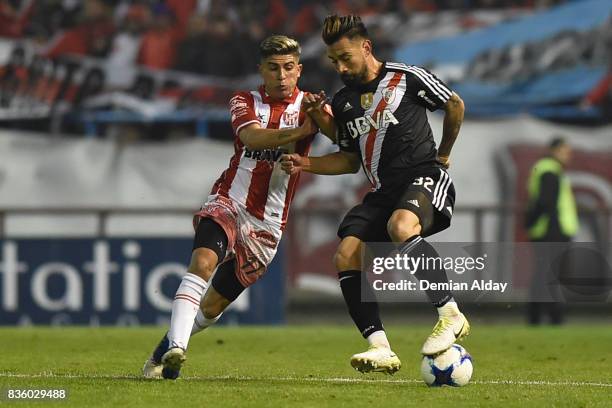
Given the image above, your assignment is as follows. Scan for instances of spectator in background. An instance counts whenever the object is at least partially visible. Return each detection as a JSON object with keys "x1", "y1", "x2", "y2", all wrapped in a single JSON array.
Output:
[
  {"x1": 20, "y1": 0, "x2": 79, "y2": 42},
  {"x1": 42, "y1": 0, "x2": 116, "y2": 59},
  {"x1": 525, "y1": 137, "x2": 578, "y2": 325},
  {"x1": 106, "y1": 4, "x2": 149, "y2": 84},
  {"x1": 0, "y1": 0, "x2": 34, "y2": 38},
  {"x1": 193, "y1": 15, "x2": 249, "y2": 77},
  {"x1": 291, "y1": 0, "x2": 328, "y2": 40},
  {"x1": 0, "y1": 45, "x2": 27, "y2": 106},
  {"x1": 165, "y1": 0, "x2": 197, "y2": 37},
  {"x1": 138, "y1": 3, "x2": 180, "y2": 70},
  {"x1": 240, "y1": 20, "x2": 267, "y2": 64},
  {"x1": 174, "y1": 14, "x2": 208, "y2": 75},
  {"x1": 265, "y1": 0, "x2": 289, "y2": 32}
]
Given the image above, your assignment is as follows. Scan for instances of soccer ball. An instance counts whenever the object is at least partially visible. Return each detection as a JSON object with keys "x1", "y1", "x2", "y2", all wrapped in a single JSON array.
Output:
[{"x1": 421, "y1": 344, "x2": 473, "y2": 387}]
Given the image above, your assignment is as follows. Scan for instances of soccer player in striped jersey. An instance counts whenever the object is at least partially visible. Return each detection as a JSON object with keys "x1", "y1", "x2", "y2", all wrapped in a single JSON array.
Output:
[
  {"x1": 143, "y1": 35, "x2": 324, "y2": 379},
  {"x1": 282, "y1": 15, "x2": 470, "y2": 374}
]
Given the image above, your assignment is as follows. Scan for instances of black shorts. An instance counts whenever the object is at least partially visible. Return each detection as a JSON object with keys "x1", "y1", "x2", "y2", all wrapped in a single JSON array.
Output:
[
  {"x1": 193, "y1": 217, "x2": 228, "y2": 262},
  {"x1": 193, "y1": 218, "x2": 246, "y2": 302},
  {"x1": 338, "y1": 168, "x2": 455, "y2": 242}
]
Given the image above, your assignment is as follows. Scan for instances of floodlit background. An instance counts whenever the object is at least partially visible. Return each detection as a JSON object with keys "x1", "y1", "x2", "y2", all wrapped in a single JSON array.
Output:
[{"x1": 0, "y1": 0, "x2": 610, "y2": 326}]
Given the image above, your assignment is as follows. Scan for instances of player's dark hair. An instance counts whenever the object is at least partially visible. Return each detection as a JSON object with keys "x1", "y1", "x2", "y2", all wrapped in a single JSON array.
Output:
[
  {"x1": 549, "y1": 136, "x2": 567, "y2": 150},
  {"x1": 322, "y1": 14, "x2": 369, "y2": 45},
  {"x1": 259, "y1": 35, "x2": 301, "y2": 59}
]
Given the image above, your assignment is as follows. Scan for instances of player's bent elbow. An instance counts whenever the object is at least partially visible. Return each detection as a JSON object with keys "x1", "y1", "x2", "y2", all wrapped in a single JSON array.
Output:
[
  {"x1": 447, "y1": 93, "x2": 465, "y2": 114},
  {"x1": 239, "y1": 133, "x2": 258, "y2": 150},
  {"x1": 238, "y1": 126, "x2": 265, "y2": 150}
]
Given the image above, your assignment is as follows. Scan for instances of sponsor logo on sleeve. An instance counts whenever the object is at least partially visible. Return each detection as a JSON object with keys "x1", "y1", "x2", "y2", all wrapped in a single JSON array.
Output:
[{"x1": 417, "y1": 89, "x2": 436, "y2": 106}]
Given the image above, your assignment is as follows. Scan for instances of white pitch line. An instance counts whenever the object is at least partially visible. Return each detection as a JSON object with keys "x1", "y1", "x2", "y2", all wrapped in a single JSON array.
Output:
[{"x1": 0, "y1": 373, "x2": 611, "y2": 388}]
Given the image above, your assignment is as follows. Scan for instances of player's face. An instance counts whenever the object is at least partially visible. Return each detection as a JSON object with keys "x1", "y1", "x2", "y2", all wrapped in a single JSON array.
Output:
[
  {"x1": 555, "y1": 144, "x2": 573, "y2": 166},
  {"x1": 327, "y1": 37, "x2": 370, "y2": 87},
  {"x1": 259, "y1": 54, "x2": 302, "y2": 100}
]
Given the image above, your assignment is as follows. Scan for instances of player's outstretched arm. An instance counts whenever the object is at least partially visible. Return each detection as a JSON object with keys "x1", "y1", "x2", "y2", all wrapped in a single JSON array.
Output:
[
  {"x1": 239, "y1": 115, "x2": 318, "y2": 150},
  {"x1": 302, "y1": 91, "x2": 336, "y2": 142},
  {"x1": 281, "y1": 151, "x2": 360, "y2": 175},
  {"x1": 438, "y1": 92, "x2": 465, "y2": 168}
]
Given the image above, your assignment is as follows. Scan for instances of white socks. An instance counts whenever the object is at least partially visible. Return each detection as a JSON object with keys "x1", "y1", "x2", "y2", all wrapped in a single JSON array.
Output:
[
  {"x1": 191, "y1": 309, "x2": 222, "y2": 336},
  {"x1": 167, "y1": 273, "x2": 208, "y2": 350},
  {"x1": 367, "y1": 330, "x2": 391, "y2": 349},
  {"x1": 437, "y1": 300, "x2": 460, "y2": 318}
]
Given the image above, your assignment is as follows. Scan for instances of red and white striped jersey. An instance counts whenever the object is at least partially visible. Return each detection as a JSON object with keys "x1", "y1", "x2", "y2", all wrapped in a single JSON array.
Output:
[{"x1": 210, "y1": 86, "x2": 315, "y2": 230}]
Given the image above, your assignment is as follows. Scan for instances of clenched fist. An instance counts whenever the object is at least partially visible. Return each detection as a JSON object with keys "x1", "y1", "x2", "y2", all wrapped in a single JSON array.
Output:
[{"x1": 281, "y1": 153, "x2": 309, "y2": 175}]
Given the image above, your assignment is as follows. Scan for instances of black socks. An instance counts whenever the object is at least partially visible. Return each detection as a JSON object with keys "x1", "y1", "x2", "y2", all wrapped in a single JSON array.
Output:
[
  {"x1": 399, "y1": 236, "x2": 453, "y2": 307},
  {"x1": 338, "y1": 270, "x2": 384, "y2": 338}
]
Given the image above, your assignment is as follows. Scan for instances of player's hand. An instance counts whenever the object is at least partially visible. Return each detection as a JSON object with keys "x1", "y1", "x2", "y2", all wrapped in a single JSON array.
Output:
[
  {"x1": 281, "y1": 153, "x2": 309, "y2": 175},
  {"x1": 302, "y1": 91, "x2": 327, "y2": 115},
  {"x1": 438, "y1": 155, "x2": 450, "y2": 169},
  {"x1": 299, "y1": 114, "x2": 318, "y2": 136}
]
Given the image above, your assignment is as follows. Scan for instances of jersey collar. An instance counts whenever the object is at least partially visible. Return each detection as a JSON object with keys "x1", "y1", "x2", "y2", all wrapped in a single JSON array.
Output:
[{"x1": 259, "y1": 85, "x2": 300, "y2": 104}]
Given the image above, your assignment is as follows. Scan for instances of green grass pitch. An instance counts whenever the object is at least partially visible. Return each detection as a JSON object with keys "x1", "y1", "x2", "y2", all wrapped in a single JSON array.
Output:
[{"x1": 1, "y1": 325, "x2": 611, "y2": 407}]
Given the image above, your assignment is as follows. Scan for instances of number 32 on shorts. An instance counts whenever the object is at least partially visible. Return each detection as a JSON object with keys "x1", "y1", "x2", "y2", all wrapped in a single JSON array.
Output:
[{"x1": 412, "y1": 177, "x2": 434, "y2": 192}]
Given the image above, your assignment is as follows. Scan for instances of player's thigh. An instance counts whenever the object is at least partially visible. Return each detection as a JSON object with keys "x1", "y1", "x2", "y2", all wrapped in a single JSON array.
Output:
[
  {"x1": 189, "y1": 217, "x2": 230, "y2": 281},
  {"x1": 334, "y1": 236, "x2": 364, "y2": 271},
  {"x1": 337, "y1": 198, "x2": 392, "y2": 243},
  {"x1": 393, "y1": 169, "x2": 455, "y2": 238}
]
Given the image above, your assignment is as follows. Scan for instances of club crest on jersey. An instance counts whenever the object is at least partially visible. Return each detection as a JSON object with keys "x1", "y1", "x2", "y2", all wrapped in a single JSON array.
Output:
[
  {"x1": 360, "y1": 92, "x2": 373, "y2": 109},
  {"x1": 383, "y1": 86, "x2": 396, "y2": 104},
  {"x1": 282, "y1": 110, "x2": 299, "y2": 127},
  {"x1": 346, "y1": 109, "x2": 399, "y2": 138}
]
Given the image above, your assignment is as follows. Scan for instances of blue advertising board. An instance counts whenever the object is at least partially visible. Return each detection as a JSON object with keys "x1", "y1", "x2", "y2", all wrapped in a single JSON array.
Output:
[{"x1": 0, "y1": 238, "x2": 285, "y2": 325}]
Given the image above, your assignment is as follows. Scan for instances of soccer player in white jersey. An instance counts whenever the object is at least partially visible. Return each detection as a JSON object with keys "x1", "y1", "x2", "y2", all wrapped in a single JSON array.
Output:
[
  {"x1": 143, "y1": 35, "x2": 323, "y2": 379},
  {"x1": 282, "y1": 15, "x2": 470, "y2": 374}
]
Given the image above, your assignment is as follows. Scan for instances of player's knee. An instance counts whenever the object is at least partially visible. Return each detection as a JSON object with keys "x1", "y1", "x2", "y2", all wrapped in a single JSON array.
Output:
[
  {"x1": 188, "y1": 250, "x2": 217, "y2": 281},
  {"x1": 333, "y1": 247, "x2": 360, "y2": 271},
  {"x1": 387, "y1": 211, "x2": 421, "y2": 242}
]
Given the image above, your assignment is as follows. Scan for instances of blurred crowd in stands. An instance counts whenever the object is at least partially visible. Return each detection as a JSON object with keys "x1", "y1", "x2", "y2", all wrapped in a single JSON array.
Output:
[
  {"x1": 3, "y1": 0, "x2": 608, "y2": 139},
  {"x1": 0, "y1": 0, "x2": 565, "y2": 77}
]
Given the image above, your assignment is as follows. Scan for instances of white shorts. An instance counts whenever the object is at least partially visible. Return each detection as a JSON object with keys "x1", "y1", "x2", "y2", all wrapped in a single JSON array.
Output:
[{"x1": 193, "y1": 195, "x2": 281, "y2": 288}]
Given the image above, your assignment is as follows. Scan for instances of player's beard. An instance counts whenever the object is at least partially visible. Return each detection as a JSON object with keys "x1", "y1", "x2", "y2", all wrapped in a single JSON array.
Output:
[{"x1": 340, "y1": 66, "x2": 369, "y2": 88}]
